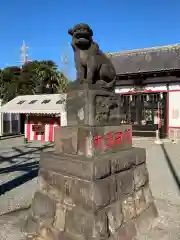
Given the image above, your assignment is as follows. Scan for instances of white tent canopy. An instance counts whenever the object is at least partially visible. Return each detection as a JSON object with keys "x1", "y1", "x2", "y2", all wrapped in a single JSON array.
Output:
[{"x1": 0, "y1": 94, "x2": 67, "y2": 115}]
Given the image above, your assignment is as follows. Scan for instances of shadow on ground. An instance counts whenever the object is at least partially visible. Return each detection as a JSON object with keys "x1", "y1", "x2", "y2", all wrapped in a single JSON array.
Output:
[
  {"x1": 161, "y1": 143, "x2": 180, "y2": 193},
  {"x1": 0, "y1": 144, "x2": 52, "y2": 195},
  {"x1": 0, "y1": 145, "x2": 51, "y2": 164}
]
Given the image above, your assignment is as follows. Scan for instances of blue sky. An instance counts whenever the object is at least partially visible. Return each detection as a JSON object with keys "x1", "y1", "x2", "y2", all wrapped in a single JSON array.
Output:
[{"x1": 0, "y1": 0, "x2": 179, "y2": 79}]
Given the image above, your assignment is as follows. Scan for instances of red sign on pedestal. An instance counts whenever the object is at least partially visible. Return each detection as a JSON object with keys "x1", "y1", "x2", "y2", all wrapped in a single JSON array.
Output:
[{"x1": 93, "y1": 128, "x2": 132, "y2": 152}]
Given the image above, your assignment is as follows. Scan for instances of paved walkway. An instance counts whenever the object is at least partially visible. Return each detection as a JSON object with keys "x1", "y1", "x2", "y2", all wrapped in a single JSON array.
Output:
[
  {"x1": 133, "y1": 138, "x2": 180, "y2": 205},
  {"x1": 0, "y1": 137, "x2": 53, "y2": 215},
  {"x1": 0, "y1": 209, "x2": 27, "y2": 240},
  {"x1": 0, "y1": 137, "x2": 180, "y2": 239},
  {"x1": 134, "y1": 138, "x2": 180, "y2": 239}
]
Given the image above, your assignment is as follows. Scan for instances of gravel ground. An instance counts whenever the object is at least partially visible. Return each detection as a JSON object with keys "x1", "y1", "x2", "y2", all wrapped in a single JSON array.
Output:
[
  {"x1": 134, "y1": 137, "x2": 180, "y2": 239},
  {"x1": 1, "y1": 136, "x2": 180, "y2": 239},
  {"x1": 136, "y1": 199, "x2": 180, "y2": 239},
  {"x1": 0, "y1": 200, "x2": 180, "y2": 240},
  {"x1": 133, "y1": 137, "x2": 180, "y2": 205},
  {"x1": 0, "y1": 137, "x2": 52, "y2": 215},
  {"x1": 0, "y1": 209, "x2": 27, "y2": 240}
]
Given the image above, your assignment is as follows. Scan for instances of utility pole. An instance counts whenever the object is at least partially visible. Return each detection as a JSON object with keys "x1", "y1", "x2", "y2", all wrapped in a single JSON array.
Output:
[{"x1": 20, "y1": 40, "x2": 29, "y2": 64}]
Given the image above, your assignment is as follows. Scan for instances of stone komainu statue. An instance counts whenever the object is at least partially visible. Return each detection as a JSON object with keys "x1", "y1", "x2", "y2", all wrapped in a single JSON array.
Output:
[{"x1": 68, "y1": 23, "x2": 116, "y2": 91}]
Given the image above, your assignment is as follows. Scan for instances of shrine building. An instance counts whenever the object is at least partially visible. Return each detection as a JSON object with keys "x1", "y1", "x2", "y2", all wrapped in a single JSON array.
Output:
[{"x1": 109, "y1": 44, "x2": 180, "y2": 139}]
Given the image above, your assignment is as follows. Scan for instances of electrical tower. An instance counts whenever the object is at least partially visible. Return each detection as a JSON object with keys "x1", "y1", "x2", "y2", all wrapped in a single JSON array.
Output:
[
  {"x1": 60, "y1": 42, "x2": 72, "y2": 77},
  {"x1": 20, "y1": 40, "x2": 30, "y2": 64}
]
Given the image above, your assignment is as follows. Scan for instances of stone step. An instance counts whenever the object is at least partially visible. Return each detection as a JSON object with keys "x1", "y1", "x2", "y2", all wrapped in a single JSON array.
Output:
[{"x1": 40, "y1": 147, "x2": 146, "y2": 180}]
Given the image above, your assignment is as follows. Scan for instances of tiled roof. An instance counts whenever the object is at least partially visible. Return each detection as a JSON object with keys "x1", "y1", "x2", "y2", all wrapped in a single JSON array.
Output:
[
  {"x1": 108, "y1": 44, "x2": 180, "y2": 75},
  {"x1": 0, "y1": 94, "x2": 66, "y2": 114}
]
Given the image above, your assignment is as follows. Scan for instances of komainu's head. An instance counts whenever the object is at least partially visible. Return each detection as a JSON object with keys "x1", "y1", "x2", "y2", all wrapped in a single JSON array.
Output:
[{"x1": 68, "y1": 23, "x2": 93, "y2": 50}]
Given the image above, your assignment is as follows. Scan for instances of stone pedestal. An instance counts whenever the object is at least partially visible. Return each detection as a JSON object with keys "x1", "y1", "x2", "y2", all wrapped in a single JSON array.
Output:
[{"x1": 24, "y1": 88, "x2": 157, "y2": 240}]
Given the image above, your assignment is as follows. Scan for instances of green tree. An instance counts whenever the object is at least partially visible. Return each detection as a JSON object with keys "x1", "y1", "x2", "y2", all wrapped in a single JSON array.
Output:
[
  {"x1": 1, "y1": 60, "x2": 72, "y2": 102},
  {"x1": 1, "y1": 66, "x2": 21, "y2": 103},
  {"x1": 51, "y1": 71, "x2": 72, "y2": 93},
  {"x1": 0, "y1": 69, "x2": 4, "y2": 100}
]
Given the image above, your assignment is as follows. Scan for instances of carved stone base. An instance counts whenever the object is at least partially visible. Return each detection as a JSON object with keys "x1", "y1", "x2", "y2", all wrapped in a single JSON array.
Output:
[
  {"x1": 24, "y1": 148, "x2": 157, "y2": 240},
  {"x1": 65, "y1": 87, "x2": 125, "y2": 126}
]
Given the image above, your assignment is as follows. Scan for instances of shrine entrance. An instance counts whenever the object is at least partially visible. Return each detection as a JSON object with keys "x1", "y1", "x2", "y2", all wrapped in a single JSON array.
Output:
[{"x1": 120, "y1": 92, "x2": 167, "y2": 137}]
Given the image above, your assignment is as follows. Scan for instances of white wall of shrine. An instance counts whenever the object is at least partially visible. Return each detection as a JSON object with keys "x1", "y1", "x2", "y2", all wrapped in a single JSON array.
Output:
[
  {"x1": 168, "y1": 90, "x2": 180, "y2": 141},
  {"x1": 115, "y1": 83, "x2": 180, "y2": 94},
  {"x1": 168, "y1": 91, "x2": 180, "y2": 128}
]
